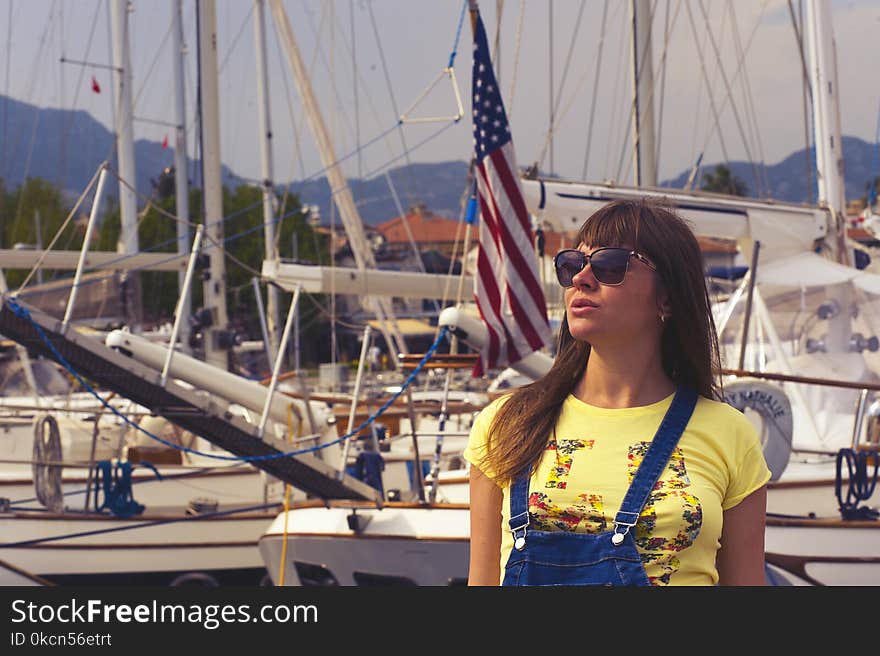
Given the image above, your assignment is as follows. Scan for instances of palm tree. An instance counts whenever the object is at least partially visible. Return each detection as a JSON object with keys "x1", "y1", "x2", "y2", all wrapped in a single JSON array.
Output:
[{"x1": 700, "y1": 164, "x2": 748, "y2": 197}]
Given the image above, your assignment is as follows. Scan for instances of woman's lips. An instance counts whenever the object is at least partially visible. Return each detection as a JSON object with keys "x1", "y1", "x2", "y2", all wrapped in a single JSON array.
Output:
[{"x1": 569, "y1": 297, "x2": 599, "y2": 316}]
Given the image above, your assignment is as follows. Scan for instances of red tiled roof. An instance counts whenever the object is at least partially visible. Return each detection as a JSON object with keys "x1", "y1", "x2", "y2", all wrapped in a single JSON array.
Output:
[
  {"x1": 377, "y1": 209, "x2": 465, "y2": 244},
  {"x1": 696, "y1": 235, "x2": 738, "y2": 254},
  {"x1": 374, "y1": 208, "x2": 737, "y2": 256},
  {"x1": 848, "y1": 227, "x2": 876, "y2": 241}
]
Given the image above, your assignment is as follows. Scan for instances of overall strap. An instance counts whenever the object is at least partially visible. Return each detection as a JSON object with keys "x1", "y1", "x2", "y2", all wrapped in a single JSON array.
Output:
[
  {"x1": 508, "y1": 473, "x2": 530, "y2": 550},
  {"x1": 612, "y1": 386, "x2": 698, "y2": 543}
]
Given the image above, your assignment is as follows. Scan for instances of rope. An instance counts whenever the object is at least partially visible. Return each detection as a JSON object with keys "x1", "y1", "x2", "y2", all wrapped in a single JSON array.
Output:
[
  {"x1": 90, "y1": 460, "x2": 161, "y2": 518},
  {"x1": 448, "y1": 0, "x2": 469, "y2": 69},
  {"x1": 0, "y1": 502, "x2": 281, "y2": 549},
  {"x1": 835, "y1": 448, "x2": 880, "y2": 520},
  {"x1": 5, "y1": 462, "x2": 247, "y2": 508},
  {"x1": 6, "y1": 297, "x2": 449, "y2": 463}
]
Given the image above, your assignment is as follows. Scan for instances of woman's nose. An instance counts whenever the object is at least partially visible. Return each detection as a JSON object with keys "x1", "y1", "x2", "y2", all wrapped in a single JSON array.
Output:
[{"x1": 570, "y1": 260, "x2": 597, "y2": 288}]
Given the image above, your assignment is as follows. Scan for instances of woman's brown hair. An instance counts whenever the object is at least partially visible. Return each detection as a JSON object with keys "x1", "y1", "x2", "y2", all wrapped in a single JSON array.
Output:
[{"x1": 481, "y1": 197, "x2": 722, "y2": 485}]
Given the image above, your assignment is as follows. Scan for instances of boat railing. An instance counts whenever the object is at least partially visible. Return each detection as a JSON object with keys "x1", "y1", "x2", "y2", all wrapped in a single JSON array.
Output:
[{"x1": 722, "y1": 366, "x2": 880, "y2": 455}]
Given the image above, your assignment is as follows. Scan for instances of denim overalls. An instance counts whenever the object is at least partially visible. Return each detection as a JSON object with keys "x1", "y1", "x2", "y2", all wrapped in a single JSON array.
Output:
[{"x1": 502, "y1": 386, "x2": 698, "y2": 586}]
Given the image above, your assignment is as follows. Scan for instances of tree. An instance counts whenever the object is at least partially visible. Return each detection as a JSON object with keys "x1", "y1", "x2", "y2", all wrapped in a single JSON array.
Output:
[
  {"x1": 0, "y1": 176, "x2": 79, "y2": 289},
  {"x1": 862, "y1": 175, "x2": 880, "y2": 208},
  {"x1": 96, "y1": 182, "x2": 331, "y2": 367},
  {"x1": 700, "y1": 164, "x2": 748, "y2": 197}
]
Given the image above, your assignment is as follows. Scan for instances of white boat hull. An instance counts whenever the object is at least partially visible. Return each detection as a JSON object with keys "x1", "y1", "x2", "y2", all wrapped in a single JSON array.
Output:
[
  {"x1": 765, "y1": 519, "x2": 880, "y2": 585},
  {"x1": 0, "y1": 509, "x2": 278, "y2": 585},
  {"x1": 258, "y1": 504, "x2": 470, "y2": 586}
]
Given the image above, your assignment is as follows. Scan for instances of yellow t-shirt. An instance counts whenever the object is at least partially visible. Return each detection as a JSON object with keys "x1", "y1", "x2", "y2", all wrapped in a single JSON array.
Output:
[{"x1": 463, "y1": 391, "x2": 772, "y2": 586}]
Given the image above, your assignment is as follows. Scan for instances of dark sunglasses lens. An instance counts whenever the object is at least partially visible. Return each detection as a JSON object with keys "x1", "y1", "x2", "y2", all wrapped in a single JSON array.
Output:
[
  {"x1": 555, "y1": 251, "x2": 584, "y2": 287},
  {"x1": 590, "y1": 249, "x2": 630, "y2": 284}
]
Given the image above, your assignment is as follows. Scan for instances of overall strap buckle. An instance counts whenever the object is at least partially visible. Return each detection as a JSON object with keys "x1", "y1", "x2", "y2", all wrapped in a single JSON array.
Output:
[
  {"x1": 508, "y1": 511, "x2": 529, "y2": 550},
  {"x1": 611, "y1": 510, "x2": 639, "y2": 546}
]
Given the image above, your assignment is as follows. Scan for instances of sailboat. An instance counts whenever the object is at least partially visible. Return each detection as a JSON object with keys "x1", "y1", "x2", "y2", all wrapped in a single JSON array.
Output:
[
  {"x1": 257, "y1": 0, "x2": 880, "y2": 586},
  {"x1": 0, "y1": 0, "x2": 318, "y2": 587},
  {"x1": 0, "y1": 0, "x2": 484, "y2": 587}
]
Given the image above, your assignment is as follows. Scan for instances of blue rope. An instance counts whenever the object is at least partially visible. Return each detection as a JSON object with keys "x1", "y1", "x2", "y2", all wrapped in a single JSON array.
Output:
[
  {"x1": 5, "y1": 297, "x2": 449, "y2": 463},
  {"x1": 90, "y1": 460, "x2": 160, "y2": 518},
  {"x1": 448, "y1": 0, "x2": 468, "y2": 68},
  {"x1": 835, "y1": 447, "x2": 879, "y2": 520},
  {"x1": 5, "y1": 462, "x2": 244, "y2": 507}
]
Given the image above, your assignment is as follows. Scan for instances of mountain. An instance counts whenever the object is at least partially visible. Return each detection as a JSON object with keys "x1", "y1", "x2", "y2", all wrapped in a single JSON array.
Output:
[
  {"x1": 0, "y1": 94, "x2": 470, "y2": 224},
  {"x1": 0, "y1": 94, "x2": 243, "y2": 203},
  {"x1": 283, "y1": 160, "x2": 471, "y2": 226},
  {"x1": 659, "y1": 135, "x2": 877, "y2": 204},
  {"x1": 1, "y1": 94, "x2": 876, "y2": 224}
]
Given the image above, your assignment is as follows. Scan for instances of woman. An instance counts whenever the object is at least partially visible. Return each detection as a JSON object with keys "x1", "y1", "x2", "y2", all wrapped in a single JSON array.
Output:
[{"x1": 465, "y1": 198, "x2": 770, "y2": 586}]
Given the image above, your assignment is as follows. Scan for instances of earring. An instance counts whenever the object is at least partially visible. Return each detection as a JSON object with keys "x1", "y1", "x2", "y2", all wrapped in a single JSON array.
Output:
[{"x1": 659, "y1": 313, "x2": 668, "y2": 323}]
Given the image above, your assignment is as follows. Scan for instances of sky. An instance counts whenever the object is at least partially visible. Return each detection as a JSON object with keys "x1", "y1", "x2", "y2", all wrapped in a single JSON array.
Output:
[{"x1": 2, "y1": 0, "x2": 879, "y2": 195}]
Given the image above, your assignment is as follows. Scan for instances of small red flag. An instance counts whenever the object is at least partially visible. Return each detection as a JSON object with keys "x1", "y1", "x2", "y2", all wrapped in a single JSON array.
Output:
[
  {"x1": 91, "y1": 76, "x2": 101, "y2": 93},
  {"x1": 161, "y1": 134, "x2": 169, "y2": 150}
]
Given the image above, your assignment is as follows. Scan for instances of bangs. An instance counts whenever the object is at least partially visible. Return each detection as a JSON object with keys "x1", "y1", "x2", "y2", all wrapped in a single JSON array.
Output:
[{"x1": 577, "y1": 203, "x2": 641, "y2": 250}]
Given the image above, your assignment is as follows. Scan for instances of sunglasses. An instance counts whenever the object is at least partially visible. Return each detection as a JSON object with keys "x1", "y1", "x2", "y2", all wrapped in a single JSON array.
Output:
[{"x1": 553, "y1": 247, "x2": 657, "y2": 287}]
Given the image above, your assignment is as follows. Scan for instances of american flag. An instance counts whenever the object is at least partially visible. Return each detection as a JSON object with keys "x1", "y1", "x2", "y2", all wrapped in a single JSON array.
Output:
[{"x1": 471, "y1": 12, "x2": 551, "y2": 377}]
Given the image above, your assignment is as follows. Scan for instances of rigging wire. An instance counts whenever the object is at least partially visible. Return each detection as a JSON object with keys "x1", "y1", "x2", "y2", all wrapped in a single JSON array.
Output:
[
  {"x1": 604, "y1": 4, "x2": 630, "y2": 183},
  {"x1": 684, "y1": 0, "x2": 770, "y2": 193},
  {"x1": 506, "y1": 0, "x2": 526, "y2": 122},
  {"x1": 493, "y1": 0, "x2": 504, "y2": 81},
  {"x1": 681, "y1": 0, "x2": 733, "y2": 188},
  {"x1": 613, "y1": 0, "x2": 668, "y2": 186},
  {"x1": 727, "y1": 0, "x2": 770, "y2": 198},
  {"x1": 55, "y1": 0, "x2": 103, "y2": 196},
  {"x1": 366, "y1": 0, "x2": 419, "y2": 209},
  {"x1": 12, "y1": 164, "x2": 103, "y2": 294},
  {"x1": 131, "y1": 14, "x2": 175, "y2": 110},
  {"x1": 684, "y1": 8, "x2": 712, "y2": 190},
  {"x1": 787, "y1": 0, "x2": 816, "y2": 204},
  {"x1": 653, "y1": 0, "x2": 671, "y2": 177},
  {"x1": 1, "y1": 0, "x2": 12, "y2": 171},
  {"x1": 581, "y1": 0, "x2": 610, "y2": 182},
  {"x1": 534, "y1": 0, "x2": 588, "y2": 173},
  {"x1": 351, "y1": 0, "x2": 361, "y2": 178},
  {"x1": 693, "y1": 0, "x2": 763, "y2": 197},
  {"x1": 7, "y1": 2, "x2": 57, "y2": 217}
]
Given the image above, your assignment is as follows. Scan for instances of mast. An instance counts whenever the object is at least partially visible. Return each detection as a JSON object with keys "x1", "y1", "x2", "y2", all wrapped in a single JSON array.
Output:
[
  {"x1": 172, "y1": 0, "x2": 191, "y2": 352},
  {"x1": 631, "y1": 0, "x2": 657, "y2": 187},
  {"x1": 805, "y1": 0, "x2": 849, "y2": 265},
  {"x1": 253, "y1": 0, "x2": 280, "y2": 358},
  {"x1": 805, "y1": 0, "x2": 852, "y2": 357},
  {"x1": 110, "y1": 0, "x2": 142, "y2": 330},
  {"x1": 267, "y1": 0, "x2": 407, "y2": 367},
  {"x1": 197, "y1": 0, "x2": 229, "y2": 368}
]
